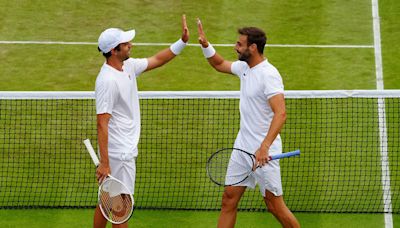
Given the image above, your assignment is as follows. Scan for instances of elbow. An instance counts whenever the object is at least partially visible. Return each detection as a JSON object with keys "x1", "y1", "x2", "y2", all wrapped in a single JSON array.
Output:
[
  {"x1": 278, "y1": 111, "x2": 287, "y2": 123},
  {"x1": 97, "y1": 117, "x2": 103, "y2": 128},
  {"x1": 97, "y1": 120, "x2": 103, "y2": 130},
  {"x1": 97, "y1": 120, "x2": 104, "y2": 134},
  {"x1": 208, "y1": 59, "x2": 224, "y2": 72},
  {"x1": 215, "y1": 66, "x2": 225, "y2": 73},
  {"x1": 97, "y1": 119, "x2": 108, "y2": 131},
  {"x1": 97, "y1": 113, "x2": 111, "y2": 132},
  {"x1": 213, "y1": 62, "x2": 227, "y2": 73}
]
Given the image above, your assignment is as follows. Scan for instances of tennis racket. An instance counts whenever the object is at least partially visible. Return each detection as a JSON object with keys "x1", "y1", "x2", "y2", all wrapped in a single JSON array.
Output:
[
  {"x1": 206, "y1": 148, "x2": 300, "y2": 186},
  {"x1": 83, "y1": 139, "x2": 134, "y2": 224}
]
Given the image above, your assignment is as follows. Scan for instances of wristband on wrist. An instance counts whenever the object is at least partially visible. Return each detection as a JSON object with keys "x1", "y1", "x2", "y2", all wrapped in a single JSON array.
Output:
[
  {"x1": 170, "y1": 39, "x2": 187, "y2": 55},
  {"x1": 201, "y1": 43, "x2": 216, "y2": 58}
]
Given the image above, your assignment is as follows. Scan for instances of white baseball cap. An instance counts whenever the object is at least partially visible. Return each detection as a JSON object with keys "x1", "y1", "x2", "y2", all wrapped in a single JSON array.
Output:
[{"x1": 98, "y1": 28, "x2": 136, "y2": 53}]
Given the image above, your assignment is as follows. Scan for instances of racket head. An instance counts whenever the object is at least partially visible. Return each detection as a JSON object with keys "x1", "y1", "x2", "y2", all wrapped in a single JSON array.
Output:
[
  {"x1": 98, "y1": 176, "x2": 134, "y2": 224},
  {"x1": 206, "y1": 148, "x2": 256, "y2": 186}
]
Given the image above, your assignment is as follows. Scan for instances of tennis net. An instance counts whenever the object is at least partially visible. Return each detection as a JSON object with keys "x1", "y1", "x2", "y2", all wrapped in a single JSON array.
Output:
[{"x1": 0, "y1": 90, "x2": 399, "y2": 213}]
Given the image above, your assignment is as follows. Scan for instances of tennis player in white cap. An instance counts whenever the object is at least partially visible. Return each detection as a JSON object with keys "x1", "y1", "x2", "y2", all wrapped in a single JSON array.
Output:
[{"x1": 94, "y1": 15, "x2": 189, "y2": 228}]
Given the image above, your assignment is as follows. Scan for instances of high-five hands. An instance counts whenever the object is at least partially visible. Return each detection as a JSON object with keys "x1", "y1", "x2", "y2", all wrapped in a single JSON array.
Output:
[
  {"x1": 181, "y1": 14, "x2": 189, "y2": 43},
  {"x1": 168, "y1": 14, "x2": 189, "y2": 56},
  {"x1": 197, "y1": 18, "x2": 209, "y2": 48}
]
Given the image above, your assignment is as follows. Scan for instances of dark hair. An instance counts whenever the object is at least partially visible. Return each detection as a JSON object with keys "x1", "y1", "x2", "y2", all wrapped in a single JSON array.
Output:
[
  {"x1": 98, "y1": 44, "x2": 121, "y2": 58},
  {"x1": 238, "y1": 27, "x2": 267, "y2": 54}
]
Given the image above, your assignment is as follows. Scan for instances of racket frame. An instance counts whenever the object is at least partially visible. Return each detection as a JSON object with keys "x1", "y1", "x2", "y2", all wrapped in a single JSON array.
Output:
[
  {"x1": 83, "y1": 139, "x2": 134, "y2": 224},
  {"x1": 206, "y1": 148, "x2": 256, "y2": 187},
  {"x1": 206, "y1": 148, "x2": 300, "y2": 187},
  {"x1": 97, "y1": 175, "x2": 134, "y2": 224}
]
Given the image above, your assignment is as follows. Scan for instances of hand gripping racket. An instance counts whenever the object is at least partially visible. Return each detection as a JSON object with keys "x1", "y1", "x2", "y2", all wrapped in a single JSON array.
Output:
[
  {"x1": 206, "y1": 148, "x2": 300, "y2": 186},
  {"x1": 83, "y1": 139, "x2": 134, "y2": 224}
]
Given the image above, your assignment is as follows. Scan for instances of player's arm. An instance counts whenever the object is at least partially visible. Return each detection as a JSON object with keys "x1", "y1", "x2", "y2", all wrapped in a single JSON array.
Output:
[
  {"x1": 96, "y1": 113, "x2": 111, "y2": 183},
  {"x1": 197, "y1": 18, "x2": 232, "y2": 74},
  {"x1": 145, "y1": 14, "x2": 189, "y2": 72},
  {"x1": 255, "y1": 94, "x2": 287, "y2": 166}
]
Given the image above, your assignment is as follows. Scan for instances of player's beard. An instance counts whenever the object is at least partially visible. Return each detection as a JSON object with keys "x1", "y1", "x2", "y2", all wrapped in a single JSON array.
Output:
[
  {"x1": 117, "y1": 51, "x2": 130, "y2": 62},
  {"x1": 237, "y1": 48, "x2": 251, "y2": 62},
  {"x1": 118, "y1": 55, "x2": 129, "y2": 62},
  {"x1": 120, "y1": 52, "x2": 130, "y2": 61},
  {"x1": 123, "y1": 51, "x2": 130, "y2": 61},
  {"x1": 122, "y1": 48, "x2": 131, "y2": 61}
]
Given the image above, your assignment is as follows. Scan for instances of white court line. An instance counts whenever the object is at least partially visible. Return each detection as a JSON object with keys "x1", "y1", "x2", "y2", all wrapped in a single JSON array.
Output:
[
  {"x1": 0, "y1": 40, "x2": 373, "y2": 49},
  {"x1": 372, "y1": 0, "x2": 393, "y2": 227}
]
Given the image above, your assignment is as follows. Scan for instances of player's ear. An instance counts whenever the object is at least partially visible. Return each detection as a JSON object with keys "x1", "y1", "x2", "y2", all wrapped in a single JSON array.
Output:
[
  {"x1": 111, "y1": 44, "x2": 121, "y2": 55},
  {"x1": 111, "y1": 48, "x2": 121, "y2": 56},
  {"x1": 249, "y1": 43, "x2": 258, "y2": 53}
]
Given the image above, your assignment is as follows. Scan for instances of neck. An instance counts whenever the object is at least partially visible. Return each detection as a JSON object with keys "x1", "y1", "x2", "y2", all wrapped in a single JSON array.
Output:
[
  {"x1": 106, "y1": 57, "x2": 124, "y2": 71},
  {"x1": 247, "y1": 54, "x2": 265, "y2": 68}
]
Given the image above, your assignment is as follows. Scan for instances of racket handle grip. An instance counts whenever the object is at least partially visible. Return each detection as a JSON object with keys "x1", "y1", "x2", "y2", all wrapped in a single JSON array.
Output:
[
  {"x1": 269, "y1": 149, "x2": 300, "y2": 160},
  {"x1": 83, "y1": 139, "x2": 100, "y2": 166}
]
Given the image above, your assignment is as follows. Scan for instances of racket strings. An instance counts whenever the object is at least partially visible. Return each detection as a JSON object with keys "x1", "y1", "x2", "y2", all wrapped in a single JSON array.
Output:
[
  {"x1": 100, "y1": 191, "x2": 132, "y2": 222},
  {"x1": 99, "y1": 181, "x2": 133, "y2": 223},
  {"x1": 207, "y1": 150, "x2": 230, "y2": 185},
  {"x1": 207, "y1": 148, "x2": 256, "y2": 186}
]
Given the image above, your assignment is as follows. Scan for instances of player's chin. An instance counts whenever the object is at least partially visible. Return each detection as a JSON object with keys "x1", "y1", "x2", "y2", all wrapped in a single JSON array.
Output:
[{"x1": 238, "y1": 55, "x2": 247, "y2": 61}]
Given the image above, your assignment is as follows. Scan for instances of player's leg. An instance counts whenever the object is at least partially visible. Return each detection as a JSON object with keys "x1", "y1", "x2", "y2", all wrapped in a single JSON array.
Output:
[
  {"x1": 263, "y1": 191, "x2": 300, "y2": 228},
  {"x1": 112, "y1": 221, "x2": 128, "y2": 228},
  {"x1": 110, "y1": 194, "x2": 130, "y2": 228},
  {"x1": 94, "y1": 203, "x2": 129, "y2": 228},
  {"x1": 94, "y1": 204, "x2": 108, "y2": 228},
  {"x1": 217, "y1": 186, "x2": 246, "y2": 228},
  {"x1": 256, "y1": 159, "x2": 300, "y2": 228},
  {"x1": 108, "y1": 155, "x2": 136, "y2": 228},
  {"x1": 218, "y1": 149, "x2": 256, "y2": 227}
]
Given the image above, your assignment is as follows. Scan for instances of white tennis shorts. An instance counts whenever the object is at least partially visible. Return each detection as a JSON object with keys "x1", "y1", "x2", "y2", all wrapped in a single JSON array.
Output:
[
  {"x1": 225, "y1": 150, "x2": 283, "y2": 197},
  {"x1": 109, "y1": 155, "x2": 136, "y2": 195}
]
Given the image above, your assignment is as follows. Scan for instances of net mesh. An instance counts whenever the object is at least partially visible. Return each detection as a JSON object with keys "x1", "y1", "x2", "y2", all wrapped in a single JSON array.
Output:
[{"x1": 0, "y1": 91, "x2": 399, "y2": 213}]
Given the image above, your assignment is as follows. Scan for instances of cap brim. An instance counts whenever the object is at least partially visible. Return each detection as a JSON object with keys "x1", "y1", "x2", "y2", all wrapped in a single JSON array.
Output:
[{"x1": 120, "y1": 30, "x2": 135, "y2": 43}]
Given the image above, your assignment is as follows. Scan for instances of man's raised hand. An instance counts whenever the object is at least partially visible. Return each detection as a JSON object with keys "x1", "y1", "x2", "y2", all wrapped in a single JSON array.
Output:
[
  {"x1": 197, "y1": 18, "x2": 208, "y2": 48},
  {"x1": 181, "y1": 14, "x2": 189, "y2": 43}
]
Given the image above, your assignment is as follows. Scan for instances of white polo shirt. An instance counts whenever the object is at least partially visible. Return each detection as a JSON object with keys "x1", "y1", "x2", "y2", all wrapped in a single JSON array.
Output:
[
  {"x1": 231, "y1": 59, "x2": 284, "y2": 155},
  {"x1": 95, "y1": 58, "x2": 148, "y2": 159}
]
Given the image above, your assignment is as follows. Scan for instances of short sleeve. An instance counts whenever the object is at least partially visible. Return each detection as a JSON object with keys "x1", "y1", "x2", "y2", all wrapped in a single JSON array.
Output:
[
  {"x1": 95, "y1": 77, "x2": 118, "y2": 115},
  {"x1": 264, "y1": 70, "x2": 284, "y2": 99},
  {"x1": 124, "y1": 58, "x2": 148, "y2": 77},
  {"x1": 231, "y1": 61, "x2": 247, "y2": 78}
]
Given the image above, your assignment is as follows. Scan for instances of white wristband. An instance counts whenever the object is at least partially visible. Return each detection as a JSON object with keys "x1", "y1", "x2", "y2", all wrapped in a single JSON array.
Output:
[
  {"x1": 170, "y1": 39, "x2": 187, "y2": 55},
  {"x1": 201, "y1": 43, "x2": 216, "y2": 58}
]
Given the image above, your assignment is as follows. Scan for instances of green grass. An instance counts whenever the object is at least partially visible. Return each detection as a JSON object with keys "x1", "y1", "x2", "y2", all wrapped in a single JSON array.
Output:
[
  {"x1": 0, "y1": 44, "x2": 376, "y2": 91},
  {"x1": 380, "y1": 0, "x2": 400, "y2": 89},
  {"x1": 0, "y1": 209, "x2": 386, "y2": 228},
  {"x1": 0, "y1": 0, "x2": 373, "y2": 44},
  {"x1": 0, "y1": 0, "x2": 383, "y2": 91}
]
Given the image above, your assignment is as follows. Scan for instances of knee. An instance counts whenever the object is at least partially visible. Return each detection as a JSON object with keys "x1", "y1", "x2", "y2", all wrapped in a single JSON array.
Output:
[
  {"x1": 221, "y1": 191, "x2": 239, "y2": 211},
  {"x1": 265, "y1": 195, "x2": 284, "y2": 216},
  {"x1": 266, "y1": 200, "x2": 278, "y2": 215}
]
